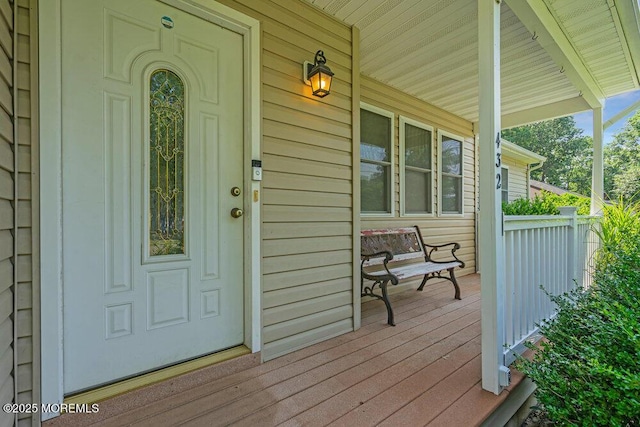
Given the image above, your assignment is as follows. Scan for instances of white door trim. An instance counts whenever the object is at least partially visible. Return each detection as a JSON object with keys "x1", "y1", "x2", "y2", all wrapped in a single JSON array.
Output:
[{"x1": 39, "y1": 0, "x2": 261, "y2": 418}]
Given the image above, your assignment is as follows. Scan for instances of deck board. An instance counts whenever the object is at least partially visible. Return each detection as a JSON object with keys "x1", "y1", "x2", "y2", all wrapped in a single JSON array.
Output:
[
  {"x1": 45, "y1": 274, "x2": 525, "y2": 427},
  {"x1": 191, "y1": 307, "x2": 482, "y2": 426}
]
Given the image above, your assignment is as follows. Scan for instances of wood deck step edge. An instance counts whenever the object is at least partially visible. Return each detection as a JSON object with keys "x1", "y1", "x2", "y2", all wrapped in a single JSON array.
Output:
[{"x1": 479, "y1": 377, "x2": 536, "y2": 427}]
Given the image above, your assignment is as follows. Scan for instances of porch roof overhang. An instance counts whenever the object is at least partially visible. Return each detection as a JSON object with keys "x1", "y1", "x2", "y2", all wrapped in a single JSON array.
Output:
[
  {"x1": 501, "y1": 139, "x2": 546, "y2": 164},
  {"x1": 303, "y1": 0, "x2": 640, "y2": 128}
]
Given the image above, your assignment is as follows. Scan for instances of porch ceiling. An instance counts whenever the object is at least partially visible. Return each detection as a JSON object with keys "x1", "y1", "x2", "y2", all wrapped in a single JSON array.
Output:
[
  {"x1": 542, "y1": 0, "x2": 640, "y2": 96},
  {"x1": 303, "y1": 0, "x2": 640, "y2": 125}
]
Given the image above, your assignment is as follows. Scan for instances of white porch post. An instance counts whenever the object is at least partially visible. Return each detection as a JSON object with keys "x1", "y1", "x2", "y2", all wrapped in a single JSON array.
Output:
[
  {"x1": 479, "y1": 0, "x2": 507, "y2": 395},
  {"x1": 591, "y1": 107, "x2": 604, "y2": 215}
]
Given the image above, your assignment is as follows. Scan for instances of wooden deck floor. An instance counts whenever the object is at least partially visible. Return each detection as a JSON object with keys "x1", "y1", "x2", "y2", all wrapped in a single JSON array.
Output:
[{"x1": 46, "y1": 274, "x2": 525, "y2": 427}]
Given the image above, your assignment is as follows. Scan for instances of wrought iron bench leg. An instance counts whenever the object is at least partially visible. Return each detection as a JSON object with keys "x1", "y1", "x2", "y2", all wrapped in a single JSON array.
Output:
[
  {"x1": 379, "y1": 280, "x2": 395, "y2": 326},
  {"x1": 450, "y1": 268, "x2": 461, "y2": 300},
  {"x1": 417, "y1": 275, "x2": 429, "y2": 291},
  {"x1": 362, "y1": 278, "x2": 396, "y2": 326},
  {"x1": 416, "y1": 270, "x2": 461, "y2": 300}
]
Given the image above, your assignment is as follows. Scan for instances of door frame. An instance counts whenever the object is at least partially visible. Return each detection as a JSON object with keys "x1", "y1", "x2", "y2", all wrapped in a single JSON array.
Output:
[{"x1": 38, "y1": 0, "x2": 261, "y2": 416}]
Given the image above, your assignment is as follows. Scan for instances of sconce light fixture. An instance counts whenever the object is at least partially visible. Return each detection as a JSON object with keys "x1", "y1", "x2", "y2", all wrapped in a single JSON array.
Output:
[{"x1": 303, "y1": 50, "x2": 334, "y2": 98}]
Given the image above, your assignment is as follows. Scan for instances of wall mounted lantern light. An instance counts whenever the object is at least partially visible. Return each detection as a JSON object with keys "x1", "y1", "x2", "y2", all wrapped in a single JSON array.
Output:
[{"x1": 303, "y1": 50, "x2": 334, "y2": 98}]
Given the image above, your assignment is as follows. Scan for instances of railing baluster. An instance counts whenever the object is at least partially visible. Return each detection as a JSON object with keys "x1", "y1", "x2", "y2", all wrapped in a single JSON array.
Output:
[
  {"x1": 528, "y1": 229, "x2": 532, "y2": 333},
  {"x1": 556, "y1": 226, "x2": 561, "y2": 295},
  {"x1": 543, "y1": 229, "x2": 548, "y2": 321},
  {"x1": 556, "y1": 227, "x2": 560, "y2": 300},
  {"x1": 519, "y1": 229, "x2": 526, "y2": 339},
  {"x1": 563, "y1": 227, "x2": 577, "y2": 291},
  {"x1": 550, "y1": 226, "x2": 556, "y2": 312},
  {"x1": 512, "y1": 230, "x2": 522, "y2": 344},
  {"x1": 505, "y1": 231, "x2": 513, "y2": 347},
  {"x1": 536, "y1": 228, "x2": 541, "y2": 330}
]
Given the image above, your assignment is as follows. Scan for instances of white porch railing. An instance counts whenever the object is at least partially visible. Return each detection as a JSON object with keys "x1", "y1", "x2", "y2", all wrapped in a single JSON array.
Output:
[{"x1": 502, "y1": 208, "x2": 600, "y2": 366}]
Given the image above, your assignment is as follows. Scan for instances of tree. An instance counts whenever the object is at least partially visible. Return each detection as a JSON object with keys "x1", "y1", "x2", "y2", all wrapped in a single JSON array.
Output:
[
  {"x1": 604, "y1": 109, "x2": 640, "y2": 202},
  {"x1": 502, "y1": 117, "x2": 593, "y2": 195},
  {"x1": 612, "y1": 165, "x2": 640, "y2": 201}
]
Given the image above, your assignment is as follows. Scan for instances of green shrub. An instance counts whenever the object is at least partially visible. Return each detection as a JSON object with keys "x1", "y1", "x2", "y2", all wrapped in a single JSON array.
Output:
[
  {"x1": 501, "y1": 196, "x2": 549, "y2": 215},
  {"x1": 503, "y1": 191, "x2": 591, "y2": 216},
  {"x1": 516, "y1": 200, "x2": 640, "y2": 426},
  {"x1": 549, "y1": 192, "x2": 592, "y2": 215},
  {"x1": 502, "y1": 194, "x2": 558, "y2": 215},
  {"x1": 595, "y1": 199, "x2": 640, "y2": 267}
]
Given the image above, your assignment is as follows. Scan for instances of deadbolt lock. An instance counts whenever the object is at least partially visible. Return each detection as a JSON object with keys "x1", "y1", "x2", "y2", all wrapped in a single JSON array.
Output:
[
  {"x1": 231, "y1": 187, "x2": 241, "y2": 197},
  {"x1": 230, "y1": 208, "x2": 243, "y2": 218}
]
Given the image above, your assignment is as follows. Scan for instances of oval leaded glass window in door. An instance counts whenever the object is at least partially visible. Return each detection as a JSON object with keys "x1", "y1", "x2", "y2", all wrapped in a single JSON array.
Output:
[{"x1": 149, "y1": 69, "x2": 186, "y2": 256}]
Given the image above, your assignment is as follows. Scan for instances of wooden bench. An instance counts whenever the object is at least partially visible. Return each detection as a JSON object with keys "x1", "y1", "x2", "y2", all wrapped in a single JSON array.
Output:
[{"x1": 361, "y1": 226, "x2": 465, "y2": 326}]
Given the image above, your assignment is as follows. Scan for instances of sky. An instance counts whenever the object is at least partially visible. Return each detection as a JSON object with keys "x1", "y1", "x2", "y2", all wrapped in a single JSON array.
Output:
[{"x1": 572, "y1": 89, "x2": 640, "y2": 144}]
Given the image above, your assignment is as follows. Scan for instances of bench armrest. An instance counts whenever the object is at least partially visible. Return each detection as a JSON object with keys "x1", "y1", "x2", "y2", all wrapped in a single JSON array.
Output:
[
  {"x1": 360, "y1": 251, "x2": 398, "y2": 285},
  {"x1": 423, "y1": 242, "x2": 465, "y2": 268}
]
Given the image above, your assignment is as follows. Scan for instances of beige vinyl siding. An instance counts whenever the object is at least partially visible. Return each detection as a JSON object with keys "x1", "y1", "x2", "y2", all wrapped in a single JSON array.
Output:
[
  {"x1": 502, "y1": 156, "x2": 529, "y2": 201},
  {"x1": 217, "y1": 0, "x2": 354, "y2": 361},
  {"x1": 360, "y1": 76, "x2": 477, "y2": 286},
  {"x1": 15, "y1": 0, "x2": 37, "y2": 425},
  {"x1": 0, "y1": 0, "x2": 13, "y2": 426}
]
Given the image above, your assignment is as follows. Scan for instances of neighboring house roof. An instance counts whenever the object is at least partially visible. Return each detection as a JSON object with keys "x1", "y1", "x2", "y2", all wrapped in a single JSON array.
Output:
[
  {"x1": 501, "y1": 139, "x2": 546, "y2": 165},
  {"x1": 304, "y1": 0, "x2": 640, "y2": 127},
  {"x1": 529, "y1": 179, "x2": 585, "y2": 197}
]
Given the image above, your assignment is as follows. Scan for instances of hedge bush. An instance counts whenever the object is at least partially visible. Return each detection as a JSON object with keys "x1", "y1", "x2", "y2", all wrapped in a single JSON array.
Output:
[
  {"x1": 516, "y1": 200, "x2": 640, "y2": 426},
  {"x1": 502, "y1": 191, "x2": 591, "y2": 216}
]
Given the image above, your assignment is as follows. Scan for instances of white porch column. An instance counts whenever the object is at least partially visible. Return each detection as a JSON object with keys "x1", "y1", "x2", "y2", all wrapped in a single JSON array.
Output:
[
  {"x1": 591, "y1": 107, "x2": 604, "y2": 215},
  {"x1": 479, "y1": 0, "x2": 507, "y2": 395}
]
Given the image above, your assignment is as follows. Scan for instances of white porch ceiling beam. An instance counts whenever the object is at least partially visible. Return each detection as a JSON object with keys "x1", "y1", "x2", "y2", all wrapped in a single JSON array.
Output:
[
  {"x1": 603, "y1": 99, "x2": 640, "y2": 130},
  {"x1": 506, "y1": 0, "x2": 605, "y2": 109},
  {"x1": 499, "y1": 96, "x2": 592, "y2": 129},
  {"x1": 479, "y1": 0, "x2": 506, "y2": 396}
]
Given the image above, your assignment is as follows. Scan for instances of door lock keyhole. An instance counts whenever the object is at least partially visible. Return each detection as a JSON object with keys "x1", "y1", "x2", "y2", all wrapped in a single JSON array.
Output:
[{"x1": 231, "y1": 187, "x2": 241, "y2": 197}]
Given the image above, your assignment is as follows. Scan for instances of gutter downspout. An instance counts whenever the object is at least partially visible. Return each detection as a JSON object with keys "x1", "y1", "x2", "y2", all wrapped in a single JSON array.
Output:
[
  {"x1": 527, "y1": 161, "x2": 545, "y2": 199},
  {"x1": 12, "y1": 0, "x2": 20, "y2": 425}
]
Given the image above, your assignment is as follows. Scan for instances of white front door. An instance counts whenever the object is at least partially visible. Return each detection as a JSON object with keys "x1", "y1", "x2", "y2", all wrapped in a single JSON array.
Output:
[{"x1": 61, "y1": 0, "x2": 245, "y2": 393}]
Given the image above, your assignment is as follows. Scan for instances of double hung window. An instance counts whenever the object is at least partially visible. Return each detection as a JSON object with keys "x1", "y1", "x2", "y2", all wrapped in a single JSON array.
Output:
[
  {"x1": 360, "y1": 104, "x2": 394, "y2": 215},
  {"x1": 400, "y1": 117, "x2": 433, "y2": 215},
  {"x1": 438, "y1": 132, "x2": 464, "y2": 215},
  {"x1": 501, "y1": 167, "x2": 509, "y2": 204}
]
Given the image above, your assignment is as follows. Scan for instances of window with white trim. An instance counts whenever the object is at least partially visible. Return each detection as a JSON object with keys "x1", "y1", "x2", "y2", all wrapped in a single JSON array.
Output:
[
  {"x1": 360, "y1": 104, "x2": 394, "y2": 214},
  {"x1": 438, "y1": 132, "x2": 464, "y2": 215},
  {"x1": 501, "y1": 166, "x2": 509, "y2": 204},
  {"x1": 400, "y1": 117, "x2": 433, "y2": 215}
]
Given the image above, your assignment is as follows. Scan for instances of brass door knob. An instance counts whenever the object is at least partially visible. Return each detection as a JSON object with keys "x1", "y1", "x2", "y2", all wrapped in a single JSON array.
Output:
[{"x1": 230, "y1": 208, "x2": 243, "y2": 218}]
